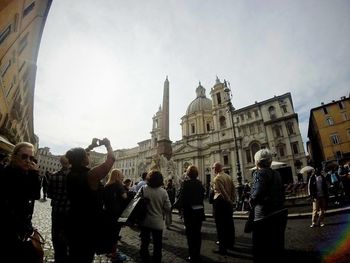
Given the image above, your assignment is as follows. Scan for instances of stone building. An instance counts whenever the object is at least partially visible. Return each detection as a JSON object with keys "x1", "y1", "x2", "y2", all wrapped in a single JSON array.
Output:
[
  {"x1": 36, "y1": 147, "x2": 60, "y2": 176},
  {"x1": 172, "y1": 77, "x2": 307, "y2": 186},
  {"x1": 109, "y1": 77, "x2": 307, "y2": 187},
  {"x1": 307, "y1": 96, "x2": 350, "y2": 169},
  {"x1": 0, "y1": 0, "x2": 52, "y2": 153}
]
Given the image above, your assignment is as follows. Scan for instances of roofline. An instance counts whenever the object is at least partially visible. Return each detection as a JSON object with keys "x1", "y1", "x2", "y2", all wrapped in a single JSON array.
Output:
[
  {"x1": 234, "y1": 92, "x2": 292, "y2": 113},
  {"x1": 309, "y1": 96, "x2": 350, "y2": 113}
]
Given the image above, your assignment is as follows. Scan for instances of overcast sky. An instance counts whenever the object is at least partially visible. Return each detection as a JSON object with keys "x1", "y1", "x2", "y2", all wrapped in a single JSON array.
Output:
[{"x1": 34, "y1": 0, "x2": 350, "y2": 155}]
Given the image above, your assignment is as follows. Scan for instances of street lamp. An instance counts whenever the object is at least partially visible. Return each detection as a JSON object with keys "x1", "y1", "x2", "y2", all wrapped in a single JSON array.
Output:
[{"x1": 223, "y1": 80, "x2": 243, "y2": 209}]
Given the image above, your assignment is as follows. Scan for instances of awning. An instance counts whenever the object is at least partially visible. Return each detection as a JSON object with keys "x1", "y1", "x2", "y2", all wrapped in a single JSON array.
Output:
[
  {"x1": 249, "y1": 161, "x2": 288, "y2": 171},
  {"x1": 0, "y1": 135, "x2": 15, "y2": 153}
]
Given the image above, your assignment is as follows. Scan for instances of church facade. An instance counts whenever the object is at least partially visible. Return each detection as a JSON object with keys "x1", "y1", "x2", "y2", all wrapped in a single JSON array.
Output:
[{"x1": 112, "y1": 77, "x2": 307, "y2": 187}]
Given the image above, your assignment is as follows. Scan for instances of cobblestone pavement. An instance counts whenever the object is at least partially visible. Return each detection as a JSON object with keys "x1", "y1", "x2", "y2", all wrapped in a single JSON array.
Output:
[
  {"x1": 33, "y1": 199, "x2": 254, "y2": 263},
  {"x1": 34, "y1": 197, "x2": 350, "y2": 263}
]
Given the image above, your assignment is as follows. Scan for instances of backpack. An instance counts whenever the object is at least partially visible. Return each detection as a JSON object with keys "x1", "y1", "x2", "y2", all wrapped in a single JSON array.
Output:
[{"x1": 331, "y1": 173, "x2": 338, "y2": 184}]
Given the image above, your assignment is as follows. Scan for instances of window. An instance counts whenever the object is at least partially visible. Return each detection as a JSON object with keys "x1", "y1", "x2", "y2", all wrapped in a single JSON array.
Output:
[
  {"x1": 243, "y1": 126, "x2": 248, "y2": 136},
  {"x1": 326, "y1": 117, "x2": 334, "y2": 125},
  {"x1": 249, "y1": 124, "x2": 255, "y2": 134},
  {"x1": 291, "y1": 142, "x2": 299, "y2": 154},
  {"x1": 286, "y1": 122, "x2": 295, "y2": 135},
  {"x1": 251, "y1": 143, "x2": 260, "y2": 158},
  {"x1": 219, "y1": 116, "x2": 226, "y2": 129},
  {"x1": 240, "y1": 114, "x2": 244, "y2": 121},
  {"x1": 278, "y1": 144, "x2": 285, "y2": 157},
  {"x1": 23, "y1": 2, "x2": 35, "y2": 17},
  {"x1": 342, "y1": 112, "x2": 349, "y2": 121},
  {"x1": 0, "y1": 24, "x2": 11, "y2": 45},
  {"x1": 18, "y1": 33, "x2": 29, "y2": 54},
  {"x1": 191, "y1": 123, "x2": 195, "y2": 134},
  {"x1": 236, "y1": 117, "x2": 240, "y2": 123},
  {"x1": 1, "y1": 59, "x2": 11, "y2": 77},
  {"x1": 347, "y1": 129, "x2": 350, "y2": 140},
  {"x1": 323, "y1": 107, "x2": 328, "y2": 115},
  {"x1": 216, "y1": 93, "x2": 222, "y2": 105},
  {"x1": 223, "y1": 155, "x2": 229, "y2": 165},
  {"x1": 246, "y1": 150, "x2": 252, "y2": 163},
  {"x1": 268, "y1": 106, "x2": 276, "y2": 119},
  {"x1": 206, "y1": 123, "x2": 210, "y2": 132},
  {"x1": 294, "y1": 160, "x2": 302, "y2": 169},
  {"x1": 273, "y1": 125, "x2": 282, "y2": 138},
  {"x1": 338, "y1": 101, "x2": 345, "y2": 110},
  {"x1": 247, "y1": 111, "x2": 252, "y2": 119},
  {"x1": 330, "y1": 134, "x2": 340, "y2": 145},
  {"x1": 254, "y1": 110, "x2": 259, "y2": 117},
  {"x1": 257, "y1": 124, "x2": 262, "y2": 133},
  {"x1": 281, "y1": 105, "x2": 288, "y2": 113}
]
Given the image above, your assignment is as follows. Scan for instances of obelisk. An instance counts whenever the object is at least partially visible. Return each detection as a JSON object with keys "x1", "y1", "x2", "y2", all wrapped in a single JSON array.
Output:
[{"x1": 157, "y1": 76, "x2": 172, "y2": 160}]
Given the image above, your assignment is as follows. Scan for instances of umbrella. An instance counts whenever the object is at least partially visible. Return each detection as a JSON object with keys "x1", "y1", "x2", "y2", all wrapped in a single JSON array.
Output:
[
  {"x1": 249, "y1": 161, "x2": 287, "y2": 171},
  {"x1": 300, "y1": 166, "x2": 315, "y2": 174}
]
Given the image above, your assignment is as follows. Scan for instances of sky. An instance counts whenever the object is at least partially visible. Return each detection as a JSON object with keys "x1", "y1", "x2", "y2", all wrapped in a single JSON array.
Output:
[{"x1": 34, "y1": 0, "x2": 350, "y2": 155}]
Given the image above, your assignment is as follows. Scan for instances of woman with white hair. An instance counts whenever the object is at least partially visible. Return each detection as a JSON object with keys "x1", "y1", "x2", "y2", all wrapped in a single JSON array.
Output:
[{"x1": 249, "y1": 148, "x2": 287, "y2": 263}]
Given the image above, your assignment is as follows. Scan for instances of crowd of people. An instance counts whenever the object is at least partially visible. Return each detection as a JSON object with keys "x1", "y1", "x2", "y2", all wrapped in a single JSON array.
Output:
[{"x1": 2, "y1": 139, "x2": 349, "y2": 263}]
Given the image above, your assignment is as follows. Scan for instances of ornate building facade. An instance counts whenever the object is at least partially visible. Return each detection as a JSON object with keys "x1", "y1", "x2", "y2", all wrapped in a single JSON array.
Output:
[
  {"x1": 0, "y1": 0, "x2": 52, "y2": 153},
  {"x1": 109, "y1": 77, "x2": 307, "y2": 187},
  {"x1": 172, "y1": 77, "x2": 307, "y2": 186}
]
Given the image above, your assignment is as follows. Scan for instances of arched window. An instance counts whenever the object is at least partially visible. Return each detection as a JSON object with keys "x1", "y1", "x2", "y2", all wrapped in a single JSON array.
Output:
[
  {"x1": 251, "y1": 142, "x2": 260, "y2": 158},
  {"x1": 268, "y1": 106, "x2": 276, "y2": 119},
  {"x1": 219, "y1": 116, "x2": 226, "y2": 129}
]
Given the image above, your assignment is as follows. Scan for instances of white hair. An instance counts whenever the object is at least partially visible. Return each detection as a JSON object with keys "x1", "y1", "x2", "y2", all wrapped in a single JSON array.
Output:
[{"x1": 254, "y1": 149, "x2": 273, "y2": 168}]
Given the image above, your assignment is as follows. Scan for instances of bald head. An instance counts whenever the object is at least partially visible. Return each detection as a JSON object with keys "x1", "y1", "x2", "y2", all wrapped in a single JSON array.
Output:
[{"x1": 212, "y1": 162, "x2": 223, "y2": 174}]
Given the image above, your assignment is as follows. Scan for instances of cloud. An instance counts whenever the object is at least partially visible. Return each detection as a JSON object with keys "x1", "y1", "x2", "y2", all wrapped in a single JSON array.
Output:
[{"x1": 35, "y1": 0, "x2": 350, "y2": 155}]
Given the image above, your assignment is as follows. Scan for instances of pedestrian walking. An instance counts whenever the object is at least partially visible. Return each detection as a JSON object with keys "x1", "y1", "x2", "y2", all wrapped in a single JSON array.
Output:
[
  {"x1": 138, "y1": 170, "x2": 171, "y2": 263},
  {"x1": 338, "y1": 163, "x2": 350, "y2": 202},
  {"x1": 0, "y1": 142, "x2": 41, "y2": 263},
  {"x1": 176, "y1": 165, "x2": 205, "y2": 263},
  {"x1": 211, "y1": 162, "x2": 236, "y2": 254},
  {"x1": 40, "y1": 172, "x2": 49, "y2": 201},
  {"x1": 165, "y1": 178, "x2": 176, "y2": 229},
  {"x1": 65, "y1": 138, "x2": 115, "y2": 263},
  {"x1": 249, "y1": 149, "x2": 287, "y2": 263},
  {"x1": 308, "y1": 169, "x2": 328, "y2": 228},
  {"x1": 47, "y1": 155, "x2": 70, "y2": 263}
]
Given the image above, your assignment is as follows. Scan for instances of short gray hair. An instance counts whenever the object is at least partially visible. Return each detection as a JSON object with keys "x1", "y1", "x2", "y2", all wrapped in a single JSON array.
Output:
[{"x1": 254, "y1": 149, "x2": 272, "y2": 168}]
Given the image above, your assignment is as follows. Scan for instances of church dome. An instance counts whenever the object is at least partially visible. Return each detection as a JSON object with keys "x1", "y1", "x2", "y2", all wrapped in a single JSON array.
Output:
[{"x1": 186, "y1": 82, "x2": 212, "y2": 115}]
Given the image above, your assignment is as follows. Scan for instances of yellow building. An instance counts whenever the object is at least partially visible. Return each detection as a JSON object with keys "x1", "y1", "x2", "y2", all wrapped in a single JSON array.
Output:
[
  {"x1": 307, "y1": 96, "x2": 350, "y2": 169},
  {"x1": 0, "y1": 0, "x2": 52, "y2": 152}
]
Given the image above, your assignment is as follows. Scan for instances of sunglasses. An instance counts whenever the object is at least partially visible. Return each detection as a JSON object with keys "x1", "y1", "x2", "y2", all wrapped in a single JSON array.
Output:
[{"x1": 20, "y1": 153, "x2": 35, "y2": 162}]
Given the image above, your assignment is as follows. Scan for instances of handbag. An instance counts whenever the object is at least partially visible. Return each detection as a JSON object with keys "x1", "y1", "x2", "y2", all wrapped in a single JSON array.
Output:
[
  {"x1": 118, "y1": 187, "x2": 150, "y2": 226},
  {"x1": 23, "y1": 228, "x2": 45, "y2": 263}
]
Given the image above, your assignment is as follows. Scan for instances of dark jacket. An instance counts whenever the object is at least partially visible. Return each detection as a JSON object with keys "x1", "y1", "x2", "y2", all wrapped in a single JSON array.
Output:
[
  {"x1": 308, "y1": 174, "x2": 329, "y2": 199},
  {"x1": 177, "y1": 178, "x2": 205, "y2": 221},
  {"x1": 250, "y1": 168, "x2": 285, "y2": 221},
  {"x1": 1, "y1": 165, "x2": 41, "y2": 239},
  {"x1": 0, "y1": 165, "x2": 41, "y2": 263}
]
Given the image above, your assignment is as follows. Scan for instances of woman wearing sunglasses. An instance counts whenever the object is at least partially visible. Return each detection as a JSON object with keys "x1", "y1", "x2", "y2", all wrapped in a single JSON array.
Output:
[{"x1": 0, "y1": 142, "x2": 41, "y2": 262}]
